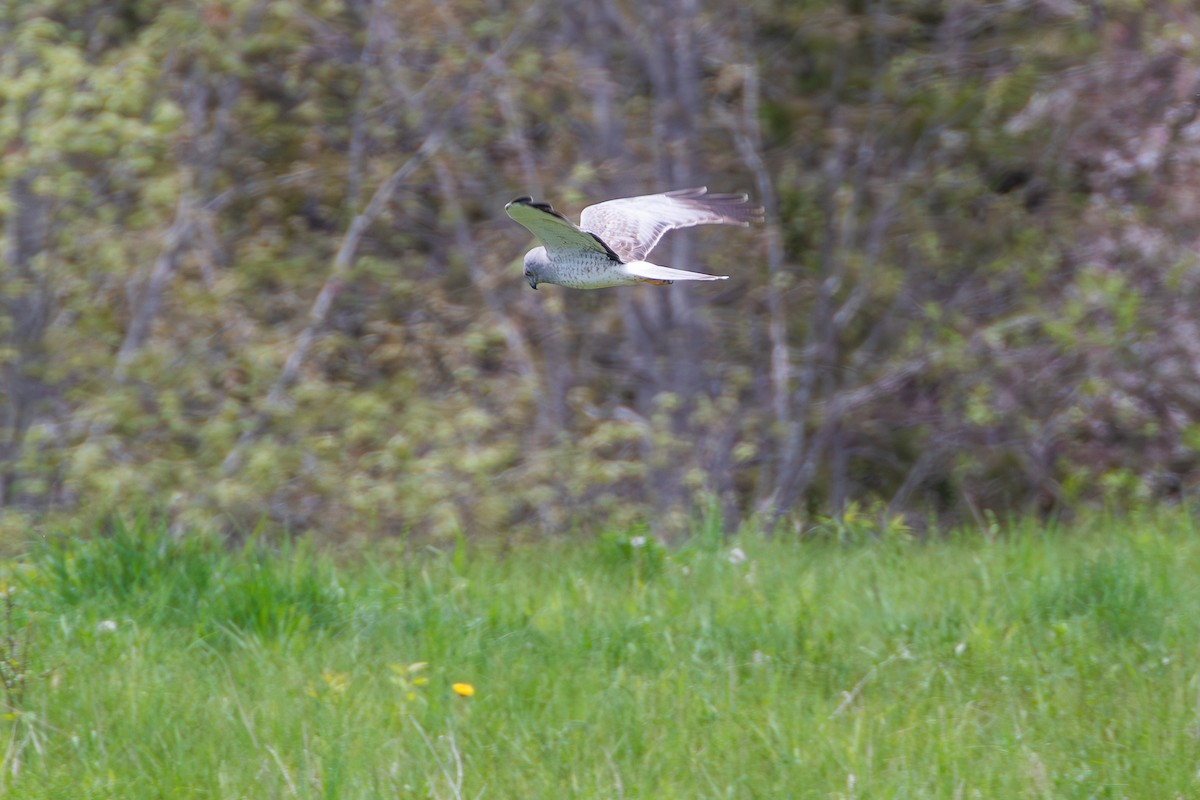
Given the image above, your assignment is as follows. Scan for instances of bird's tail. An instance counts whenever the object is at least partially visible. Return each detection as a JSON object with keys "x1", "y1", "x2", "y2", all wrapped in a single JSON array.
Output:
[{"x1": 624, "y1": 261, "x2": 729, "y2": 285}]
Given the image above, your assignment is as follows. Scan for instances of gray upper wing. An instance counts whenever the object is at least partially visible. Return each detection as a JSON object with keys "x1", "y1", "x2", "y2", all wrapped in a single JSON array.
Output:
[
  {"x1": 578, "y1": 187, "x2": 763, "y2": 262},
  {"x1": 505, "y1": 196, "x2": 619, "y2": 261}
]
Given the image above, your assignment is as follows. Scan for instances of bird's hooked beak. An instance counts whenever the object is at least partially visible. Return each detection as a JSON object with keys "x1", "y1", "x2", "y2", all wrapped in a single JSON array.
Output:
[{"x1": 527, "y1": 275, "x2": 538, "y2": 290}]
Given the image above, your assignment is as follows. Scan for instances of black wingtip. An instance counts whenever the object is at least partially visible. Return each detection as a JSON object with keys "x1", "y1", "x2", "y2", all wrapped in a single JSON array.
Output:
[{"x1": 507, "y1": 195, "x2": 571, "y2": 223}]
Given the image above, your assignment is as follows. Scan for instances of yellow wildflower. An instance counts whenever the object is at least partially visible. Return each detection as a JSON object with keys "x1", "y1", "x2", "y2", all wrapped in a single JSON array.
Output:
[{"x1": 451, "y1": 682, "x2": 475, "y2": 698}]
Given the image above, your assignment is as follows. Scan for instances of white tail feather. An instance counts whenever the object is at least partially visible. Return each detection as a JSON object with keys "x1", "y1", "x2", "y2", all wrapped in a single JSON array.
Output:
[{"x1": 623, "y1": 261, "x2": 728, "y2": 283}]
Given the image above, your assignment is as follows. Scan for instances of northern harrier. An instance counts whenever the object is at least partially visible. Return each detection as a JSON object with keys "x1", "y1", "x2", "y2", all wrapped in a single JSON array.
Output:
[{"x1": 504, "y1": 188, "x2": 762, "y2": 290}]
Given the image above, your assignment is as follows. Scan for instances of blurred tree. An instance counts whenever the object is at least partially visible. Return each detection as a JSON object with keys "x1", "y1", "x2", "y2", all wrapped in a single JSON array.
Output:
[{"x1": 2, "y1": 0, "x2": 1199, "y2": 540}]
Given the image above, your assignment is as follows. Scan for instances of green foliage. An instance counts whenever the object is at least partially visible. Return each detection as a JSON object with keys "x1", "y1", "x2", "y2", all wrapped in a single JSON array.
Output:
[
  {"x1": 2, "y1": 513, "x2": 1199, "y2": 795},
  {"x1": 806, "y1": 500, "x2": 914, "y2": 545},
  {"x1": 27, "y1": 517, "x2": 347, "y2": 640},
  {"x1": 0, "y1": 586, "x2": 33, "y2": 717},
  {"x1": 1032, "y1": 551, "x2": 1163, "y2": 640},
  {"x1": 3, "y1": 0, "x2": 1200, "y2": 537},
  {"x1": 597, "y1": 526, "x2": 668, "y2": 579}
]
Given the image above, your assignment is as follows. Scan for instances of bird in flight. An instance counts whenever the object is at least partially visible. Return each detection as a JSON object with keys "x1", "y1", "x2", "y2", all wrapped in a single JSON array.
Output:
[{"x1": 505, "y1": 187, "x2": 763, "y2": 290}]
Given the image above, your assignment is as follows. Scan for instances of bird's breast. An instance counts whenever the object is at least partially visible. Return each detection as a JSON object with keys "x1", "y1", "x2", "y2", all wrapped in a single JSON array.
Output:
[{"x1": 549, "y1": 251, "x2": 637, "y2": 289}]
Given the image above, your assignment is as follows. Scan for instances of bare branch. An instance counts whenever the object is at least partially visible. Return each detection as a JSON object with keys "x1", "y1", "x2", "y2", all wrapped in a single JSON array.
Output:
[
  {"x1": 220, "y1": 133, "x2": 442, "y2": 476},
  {"x1": 114, "y1": 193, "x2": 194, "y2": 382},
  {"x1": 218, "y1": 0, "x2": 551, "y2": 478},
  {"x1": 715, "y1": 64, "x2": 788, "y2": 427},
  {"x1": 431, "y1": 155, "x2": 537, "y2": 381}
]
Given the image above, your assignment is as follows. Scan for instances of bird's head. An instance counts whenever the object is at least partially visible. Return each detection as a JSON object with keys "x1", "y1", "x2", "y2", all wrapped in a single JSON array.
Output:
[{"x1": 523, "y1": 247, "x2": 550, "y2": 290}]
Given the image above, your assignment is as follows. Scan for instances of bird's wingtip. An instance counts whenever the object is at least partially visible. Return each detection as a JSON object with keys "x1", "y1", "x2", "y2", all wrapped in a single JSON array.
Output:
[{"x1": 506, "y1": 196, "x2": 571, "y2": 222}]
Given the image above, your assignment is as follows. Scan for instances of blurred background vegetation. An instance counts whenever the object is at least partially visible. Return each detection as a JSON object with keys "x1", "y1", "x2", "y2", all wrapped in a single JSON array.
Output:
[{"x1": 2, "y1": 0, "x2": 1199, "y2": 540}]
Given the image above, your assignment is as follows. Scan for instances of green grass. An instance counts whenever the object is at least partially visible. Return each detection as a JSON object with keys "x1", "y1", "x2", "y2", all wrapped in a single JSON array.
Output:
[{"x1": 2, "y1": 513, "x2": 1199, "y2": 798}]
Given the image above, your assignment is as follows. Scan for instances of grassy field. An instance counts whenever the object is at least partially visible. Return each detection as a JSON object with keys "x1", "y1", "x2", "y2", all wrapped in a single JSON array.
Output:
[{"x1": 1, "y1": 513, "x2": 1198, "y2": 798}]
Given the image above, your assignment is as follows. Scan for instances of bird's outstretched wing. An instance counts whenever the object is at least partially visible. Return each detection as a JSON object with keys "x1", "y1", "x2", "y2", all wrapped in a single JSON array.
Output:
[
  {"x1": 505, "y1": 197, "x2": 620, "y2": 261},
  {"x1": 578, "y1": 187, "x2": 764, "y2": 262}
]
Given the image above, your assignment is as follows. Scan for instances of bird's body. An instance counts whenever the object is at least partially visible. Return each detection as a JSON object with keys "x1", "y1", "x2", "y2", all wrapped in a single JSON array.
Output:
[
  {"x1": 504, "y1": 188, "x2": 763, "y2": 290},
  {"x1": 522, "y1": 246, "x2": 645, "y2": 290}
]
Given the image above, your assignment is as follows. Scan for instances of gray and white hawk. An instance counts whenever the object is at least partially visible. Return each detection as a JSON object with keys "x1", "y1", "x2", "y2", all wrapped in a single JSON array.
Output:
[{"x1": 505, "y1": 187, "x2": 763, "y2": 290}]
